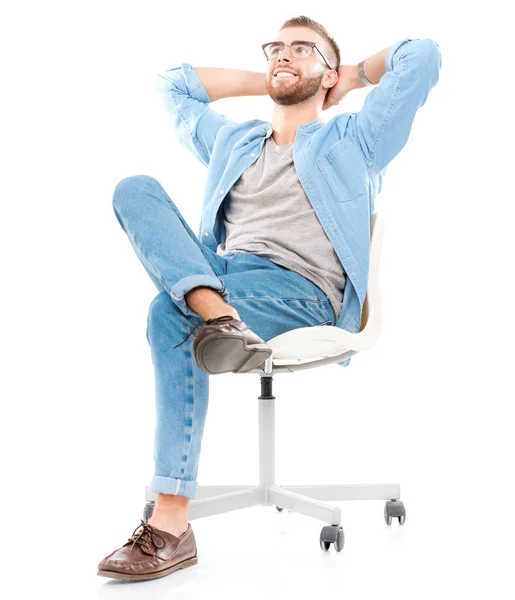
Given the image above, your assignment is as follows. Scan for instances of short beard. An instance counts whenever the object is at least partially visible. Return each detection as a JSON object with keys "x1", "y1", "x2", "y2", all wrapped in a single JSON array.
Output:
[{"x1": 266, "y1": 71, "x2": 324, "y2": 106}]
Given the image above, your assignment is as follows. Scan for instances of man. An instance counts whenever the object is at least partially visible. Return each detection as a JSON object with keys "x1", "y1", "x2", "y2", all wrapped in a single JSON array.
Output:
[{"x1": 98, "y1": 15, "x2": 441, "y2": 581}]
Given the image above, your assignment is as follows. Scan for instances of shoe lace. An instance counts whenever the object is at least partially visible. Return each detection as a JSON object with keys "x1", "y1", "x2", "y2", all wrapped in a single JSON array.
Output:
[
  {"x1": 127, "y1": 519, "x2": 166, "y2": 553},
  {"x1": 173, "y1": 314, "x2": 236, "y2": 349}
]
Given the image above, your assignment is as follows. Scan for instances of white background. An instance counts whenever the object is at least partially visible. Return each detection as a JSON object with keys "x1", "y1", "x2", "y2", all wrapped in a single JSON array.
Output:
[{"x1": 2, "y1": 1, "x2": 514, "y2": 598}]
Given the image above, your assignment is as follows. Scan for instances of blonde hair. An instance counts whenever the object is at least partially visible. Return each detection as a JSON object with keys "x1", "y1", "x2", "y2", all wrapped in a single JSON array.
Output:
[{"x1": 279, "y1": 15, "x2": 341, "y2": 71}]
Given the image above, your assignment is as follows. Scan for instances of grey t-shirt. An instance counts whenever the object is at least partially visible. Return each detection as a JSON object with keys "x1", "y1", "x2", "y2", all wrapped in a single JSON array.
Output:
[{"x1": 216, "y1": 135, "x2": 345, "y2": 322}]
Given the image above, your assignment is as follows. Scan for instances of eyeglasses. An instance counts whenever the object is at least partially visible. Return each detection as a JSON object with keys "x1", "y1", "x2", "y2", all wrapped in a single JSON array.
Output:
[{"x1": 261, "y1": 40, "x2": 333, "y2": 71}]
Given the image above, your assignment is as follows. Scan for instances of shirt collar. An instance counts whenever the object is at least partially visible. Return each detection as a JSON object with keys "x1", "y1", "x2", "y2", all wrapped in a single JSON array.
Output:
[{"x1": 263, "y1": 117, "x2": 324, "y2": 138}]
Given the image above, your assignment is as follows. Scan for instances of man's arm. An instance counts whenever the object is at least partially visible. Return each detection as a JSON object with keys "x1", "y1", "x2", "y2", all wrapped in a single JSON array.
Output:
[
  {"x1": 193, "y1": 67, "x2": 267, "y2": 101},
  {"x1": 345, "y1": 38, "x2": 442, "y2": 173},
  {"x1": 156, "y1": 63, "x2": 265, "y2": 167},
  {"x1": 347, "y1": 45, "x2": 392, "y2": 88}
]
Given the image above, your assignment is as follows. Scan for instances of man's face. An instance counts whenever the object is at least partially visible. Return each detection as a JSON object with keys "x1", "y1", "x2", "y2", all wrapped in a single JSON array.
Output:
[{"x1": 265, "y1": 27, "x2": 330, "y2": 106}]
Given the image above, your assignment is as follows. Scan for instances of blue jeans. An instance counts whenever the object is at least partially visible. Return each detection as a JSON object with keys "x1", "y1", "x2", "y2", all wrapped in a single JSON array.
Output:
[{"x1": 112, "y1": 175, "x2": 335, "y2": 500}]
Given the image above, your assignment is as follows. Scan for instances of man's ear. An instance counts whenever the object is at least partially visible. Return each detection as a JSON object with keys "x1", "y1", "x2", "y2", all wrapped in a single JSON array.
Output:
[{"x1": 325, "y1": 70, "x2": 338, "y2": 89}]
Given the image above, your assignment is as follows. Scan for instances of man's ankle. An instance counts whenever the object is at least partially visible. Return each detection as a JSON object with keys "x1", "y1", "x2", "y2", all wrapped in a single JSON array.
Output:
[
  {"x1": 185, "y1": 286, "x2": 240, "y2": 321},
  {"x1": 197, "y1": 302, "x2": 240, "y2": 321},
  {"x1": 149, "y1": 510, "x2": 188, "y2": 525},
  {"x1": 204, "y1": 309, "x2": 240, "y2": 321},
  {"x1": 148, "y1": 516, "x2": 189, "y2": 537}
]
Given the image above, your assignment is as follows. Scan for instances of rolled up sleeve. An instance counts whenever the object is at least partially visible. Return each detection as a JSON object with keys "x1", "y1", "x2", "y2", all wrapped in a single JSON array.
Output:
[{"x1": 156, "y1": 62, "x2": 239, "y2": 167}]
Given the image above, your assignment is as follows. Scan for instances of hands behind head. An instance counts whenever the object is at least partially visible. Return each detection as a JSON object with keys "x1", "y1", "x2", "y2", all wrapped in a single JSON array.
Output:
[{"x1": 322, "y1": 65, "x2": 355, "y2": 111}]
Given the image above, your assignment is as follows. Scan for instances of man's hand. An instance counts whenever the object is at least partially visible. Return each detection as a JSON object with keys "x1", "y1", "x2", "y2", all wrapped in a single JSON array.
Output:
[{"x1": 322, "y1": 65, "x2": 357, "y2": 111}]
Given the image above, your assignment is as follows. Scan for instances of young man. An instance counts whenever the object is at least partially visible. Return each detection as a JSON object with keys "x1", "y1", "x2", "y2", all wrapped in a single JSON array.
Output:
[{"x1": 98, "y1": 16, "x2": 441, "y2": 581}]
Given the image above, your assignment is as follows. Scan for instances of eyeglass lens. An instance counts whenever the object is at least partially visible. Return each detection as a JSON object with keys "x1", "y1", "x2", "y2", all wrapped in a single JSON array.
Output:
[{"x1": 264, "y1": 42, "x2": 312, "y2": 59}]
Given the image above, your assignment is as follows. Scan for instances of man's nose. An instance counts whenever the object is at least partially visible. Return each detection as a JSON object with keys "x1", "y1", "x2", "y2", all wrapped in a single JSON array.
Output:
[
  {"x1": 270, "y1": 50, "x2": 292, "y2": 74},
  {"x1": 276, "y1": 49, "x2": 292, "y2": 62},
  {"x1": 274, "y1": 56, "x2": 292, "y2": 72}
]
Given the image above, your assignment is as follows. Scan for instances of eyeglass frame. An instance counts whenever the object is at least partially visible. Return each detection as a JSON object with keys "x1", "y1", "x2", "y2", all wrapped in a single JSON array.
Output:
[{"x1": 261, "y1": 40, "x2": 334, "y2": 72}]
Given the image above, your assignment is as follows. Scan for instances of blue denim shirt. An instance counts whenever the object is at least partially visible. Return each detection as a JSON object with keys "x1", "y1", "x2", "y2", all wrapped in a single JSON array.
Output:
[{"x1": 156, "y1": 37, "x2": 442, "y2": 368}]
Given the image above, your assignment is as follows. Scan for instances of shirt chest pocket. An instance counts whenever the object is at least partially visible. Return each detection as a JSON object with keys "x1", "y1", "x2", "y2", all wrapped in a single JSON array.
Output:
[{"x1": 316, "y1": 138, "x2": 369, "y2": 203}]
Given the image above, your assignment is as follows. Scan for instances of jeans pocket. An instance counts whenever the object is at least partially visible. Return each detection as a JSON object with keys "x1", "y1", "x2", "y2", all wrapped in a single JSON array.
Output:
[{"x1": 225, "y1": 251, "x2": 242, "y2": 271}]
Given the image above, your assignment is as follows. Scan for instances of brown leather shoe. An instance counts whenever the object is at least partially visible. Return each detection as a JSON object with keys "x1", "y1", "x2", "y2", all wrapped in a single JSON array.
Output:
[
  {"x1": 173, "y1": 314, "x2": 273, "y2": 374},
  {"x1": 97, "y1": 519, "x2": 197, "y2": 581}
]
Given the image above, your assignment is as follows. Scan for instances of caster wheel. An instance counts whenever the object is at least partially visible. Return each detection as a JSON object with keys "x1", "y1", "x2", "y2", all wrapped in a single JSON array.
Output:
[
  {"x1": 319, "y1": 525, "x2": 344, "y2": 552},
  {"x1": 384, "y1": 500, "x2": 406, "y2": 526},
  {"x1": 143, "y1": 501, "x2": 155, "y2": 523},
  {"x1": 275, "y1": 506, "x2": 284, "y2": 512}
]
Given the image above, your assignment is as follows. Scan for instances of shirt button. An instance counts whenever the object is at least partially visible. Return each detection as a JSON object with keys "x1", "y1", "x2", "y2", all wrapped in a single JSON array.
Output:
[
  {"x1": 204, "y1": 232, "x2": 209, "y2": 237},
  {"x1": 250, "y1": 153, "x2": 255, "y2": 157},
  {"x1": 219, "y1": 189, "x2": 224, "y2": 194}
]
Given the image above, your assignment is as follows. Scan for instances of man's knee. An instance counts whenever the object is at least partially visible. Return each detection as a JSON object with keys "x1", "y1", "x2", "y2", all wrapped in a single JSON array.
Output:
[{"x1": 112, "y1": 174, "x2": 160, "y2": 209}]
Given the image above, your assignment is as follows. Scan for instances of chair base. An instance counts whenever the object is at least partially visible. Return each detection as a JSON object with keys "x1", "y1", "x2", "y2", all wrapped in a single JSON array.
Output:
[
  {"x1": 145, "y1": 374, "x2": 403, "y2": 533},
  {"x1": 145, "y1": 482, "x2": 401, "y2": 525}
]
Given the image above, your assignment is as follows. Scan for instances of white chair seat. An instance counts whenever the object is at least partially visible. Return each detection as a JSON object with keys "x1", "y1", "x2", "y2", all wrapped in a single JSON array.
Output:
[
  {"x1": 268, "y1": 326, "x2": 354, "y2": 363},
  {"x1": 266, "y1": 322, "x2": 377, "y2": 365}
]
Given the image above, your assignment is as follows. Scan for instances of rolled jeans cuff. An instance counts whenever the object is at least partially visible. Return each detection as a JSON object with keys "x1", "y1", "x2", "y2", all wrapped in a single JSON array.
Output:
[
  {"x1": 170, "y1": 274, "x2": 230, "y2": 317},
  {"x1": 149, "y1": 475, "x2": 198, "y2": 500}
]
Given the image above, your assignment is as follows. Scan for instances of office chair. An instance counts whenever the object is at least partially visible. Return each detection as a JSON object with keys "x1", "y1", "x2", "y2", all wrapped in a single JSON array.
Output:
[{"x1": 143, "y1": 212, "x2": 406, "y2": 552}]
